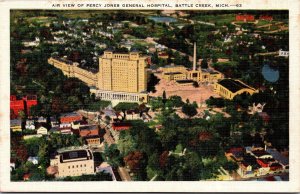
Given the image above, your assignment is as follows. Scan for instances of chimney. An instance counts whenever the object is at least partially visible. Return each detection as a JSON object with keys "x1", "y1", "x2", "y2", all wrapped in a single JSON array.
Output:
[{"x1": 193, "y1": 42, "x2": 196, "y2": 71}]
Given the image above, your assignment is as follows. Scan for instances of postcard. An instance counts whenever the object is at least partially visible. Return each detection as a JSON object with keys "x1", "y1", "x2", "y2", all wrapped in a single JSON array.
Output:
[{"x1": 0, "y1": 0, "x2": 299, "y2": 192}]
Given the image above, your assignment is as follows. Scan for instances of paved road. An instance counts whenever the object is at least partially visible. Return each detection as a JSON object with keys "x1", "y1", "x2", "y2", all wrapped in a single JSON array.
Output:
[{"x1": 118, "y1": 167, "x2": 132, "y2": 181}]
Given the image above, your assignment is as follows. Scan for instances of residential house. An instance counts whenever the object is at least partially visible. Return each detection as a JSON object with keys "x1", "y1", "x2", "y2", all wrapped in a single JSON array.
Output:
[
  {"x1": 25, "y1": 120, "x2": 35, "y2": 130},
  {"x1": 37, "y1": 126, "x2": 48, "y2": 135},
  {"x1": 60, "y1": 112, "x2": 82, "y2": 124},
  {"x1": 10, "y1": 119, "x2": 22, "y2": 132}
]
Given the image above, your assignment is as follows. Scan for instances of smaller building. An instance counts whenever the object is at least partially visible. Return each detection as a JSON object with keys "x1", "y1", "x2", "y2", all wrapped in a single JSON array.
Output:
[
  {"x1": 37, "y1": 126, "x2": 48, "y2": 135},
  {"x1": 214, "y1": 79, "x2": 257, "y2": 100},
  {"x1": 10, "y1": 119, "x2": 22, "y2": 132},
  {"x1": 85, "y1": 135, "x2": 101, "y2": 147},
  {"x1": 60, "y1": 112, "x2": 83, "y2": 124},
  {"x1": 79, "y1": 125, "x2": 99, "y2": 138},
  {"x1": 25, "y1": 120, "x2": 35, "y2": 130}
]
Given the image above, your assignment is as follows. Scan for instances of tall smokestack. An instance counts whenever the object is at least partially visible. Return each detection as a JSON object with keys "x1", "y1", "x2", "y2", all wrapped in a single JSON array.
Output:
[{"x1": 193, "y1": 42, "x2": 196, "y2": 71}]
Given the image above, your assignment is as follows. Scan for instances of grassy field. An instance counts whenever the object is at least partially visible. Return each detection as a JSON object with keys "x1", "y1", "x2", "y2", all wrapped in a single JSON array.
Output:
[{"x1": 192, "y1": 14, "x2": 235, "y2": 25}]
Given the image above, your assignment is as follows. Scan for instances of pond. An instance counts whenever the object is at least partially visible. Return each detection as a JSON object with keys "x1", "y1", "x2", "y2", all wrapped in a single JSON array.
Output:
[
  {"x1": 262, "y1": 64, "x2": 279, "y2": 82},
  {"x1": 148, "y1": 16, "x2": 177, "y2": 23}
]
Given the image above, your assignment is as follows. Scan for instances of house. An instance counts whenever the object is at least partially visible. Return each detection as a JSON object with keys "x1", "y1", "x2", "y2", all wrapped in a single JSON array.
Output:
[
  {"x1": 25, "y1": 120, "x2": 35, "y2": 130},
  {"x1": 37, "y1": 126, "x2": 48, "y2": 135},
  {"x1": 85, "y1": 135, "x2": 101, "y2": 147},
  {"x1": 37, "y1": 116, "x2": 47, "y2": 123},
  {"x1": 60, "y1": 123, "x2": 72, "y2": 129},
  {"x1": 49, "y1": 126, "x2": 60, "y2": 134},
  {"x1": 79, "y1": 125, "x2": 99, "y2": 138},
  {"x1": 60, "y1": 112, "x2": 82, "y2": 123},
  {"x1": 112, "y1": 122, "x2": 132, "y2": 131},
  {"x1": 10, "y1": 119, "x2": 22, "y2": 132},
  {"x1": 60, "y1": 127, "x2": 73, "y2": 135},
  {"x1": 27, "y1": 156, "x2": 39, "y2": 165},
  {"x1": 50, "y1": 117, "x2": 59, "y2": 128}
]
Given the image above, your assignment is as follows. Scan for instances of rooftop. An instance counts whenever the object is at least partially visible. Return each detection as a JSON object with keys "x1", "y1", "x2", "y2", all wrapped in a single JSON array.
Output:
[
  {"x1": 60, "y1": 112, "x2": 81, "y2": 118},
  {"x1": 218, "y1": 79, "x2": 254, "y2": 93},
  {"x1": 266, "y1": 148, "x2": 289, "y2": 166},
  {"x1": 164, "y1": 72, "x2": 184, "y2": 75},
  {"x1": 61, "y1": 150, "x2": 88, "y2": 160},
  {"x1": 176, "y1": 79, "x2": 194, "y2": 84}
]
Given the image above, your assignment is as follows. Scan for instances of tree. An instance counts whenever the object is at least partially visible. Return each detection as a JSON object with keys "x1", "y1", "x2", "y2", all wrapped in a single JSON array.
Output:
[
  {"x1": 117, "y1": 131, "x2": 137, "y2": 155},
  {"x1": 103, "y1": 143, "x2": 123, "y2": 168},
  {"x1": 182, "y1": 103, "x2": 198, "y2": 118},
  {"x1": 162, "y1": 90, "x2": 167, "y2": 105},
  {"x1": 124, "y1": 151, "x2": 148, "y2": 180},
  {"x1": 223, "y1": 160, "x2": 238, "y2": 173},
  {"x1": 201, "y1": 58, "x2": 208, "y2": 69}
]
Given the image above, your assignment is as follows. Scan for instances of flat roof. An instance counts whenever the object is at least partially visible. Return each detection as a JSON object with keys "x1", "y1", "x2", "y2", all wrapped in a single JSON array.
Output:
[
  {"x1": 218, "y1": 79, "x2": 253, "y2": 93},
  {"x1": 61, "y1": 150, "x2": 88, "y2": 160},
  {"x1": 164, "y1": 72, "x2": 184, "y2": 75},
  {"x1": 176, "y1": 79, "x2": 194, "y2": 84}
]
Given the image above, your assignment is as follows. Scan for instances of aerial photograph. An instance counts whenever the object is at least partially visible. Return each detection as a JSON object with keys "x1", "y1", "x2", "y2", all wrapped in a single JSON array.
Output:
[{"x1": 10, "y1": 10, "x2": 289, "y2": 181}]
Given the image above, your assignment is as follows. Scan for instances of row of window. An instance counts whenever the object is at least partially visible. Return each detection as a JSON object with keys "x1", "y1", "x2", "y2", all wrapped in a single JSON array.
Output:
[{"x1": 68, "y1": 164, "x2": 87, "y2": 169}]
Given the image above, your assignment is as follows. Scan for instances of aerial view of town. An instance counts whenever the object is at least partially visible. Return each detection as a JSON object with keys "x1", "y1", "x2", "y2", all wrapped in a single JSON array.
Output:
[{"x1": 10, "y1": 10, "x2": 289, "y2": 181}]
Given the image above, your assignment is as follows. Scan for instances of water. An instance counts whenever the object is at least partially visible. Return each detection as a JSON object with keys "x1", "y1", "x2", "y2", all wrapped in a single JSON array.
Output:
[
  {"x1": 262, "y1": 64, "x2": 279, "y2": 82},
  {"x1": 148, "y1": 16, "x2": 177, "y2": 23}
]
